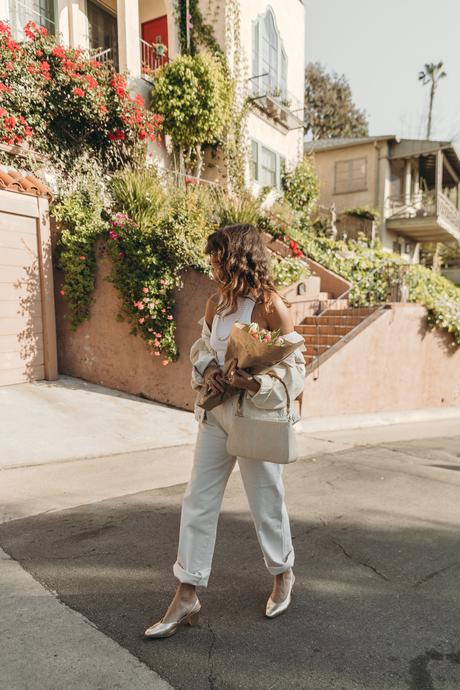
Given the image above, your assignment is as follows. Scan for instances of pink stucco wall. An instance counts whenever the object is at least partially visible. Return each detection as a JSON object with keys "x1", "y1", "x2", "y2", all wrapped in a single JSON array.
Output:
[
  {"x1": 302, "y1": 304, "x2": 460, "y2": 417},
  {"x1": 55, "y1": 252, "x2": 215, "y2": 411},
  {"x1": 55, "y1": 251, "x2": 460, "y2": 417}
]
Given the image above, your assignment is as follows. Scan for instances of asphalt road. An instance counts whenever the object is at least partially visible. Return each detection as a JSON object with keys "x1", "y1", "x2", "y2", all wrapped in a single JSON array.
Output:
[{"x1": 1, "y1": 434, "x2": 459, "y2": 690}]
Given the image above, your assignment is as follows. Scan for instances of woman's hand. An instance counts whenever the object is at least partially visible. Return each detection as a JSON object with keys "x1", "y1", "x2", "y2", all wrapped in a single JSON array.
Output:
[
  {"x1": 203, "y1": 363, "x2": 225, "y2": 394},
  {"x1": 226, "y1": 367, "x2": 261, "y2": 394}
]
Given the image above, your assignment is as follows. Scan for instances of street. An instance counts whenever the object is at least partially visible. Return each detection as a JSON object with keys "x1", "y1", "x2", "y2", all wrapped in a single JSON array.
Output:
[{"x1": 0, "y1": 390, "x2": 459, "y2": 689}]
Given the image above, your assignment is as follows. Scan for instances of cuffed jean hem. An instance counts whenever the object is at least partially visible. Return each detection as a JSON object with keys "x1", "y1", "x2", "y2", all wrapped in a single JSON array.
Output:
[
  {"x1": 173, "y1": 559, "x2": 210, "y2": 587},
  {"x1": 266, "y1": 561, "x2": 295, "y2": 576}
]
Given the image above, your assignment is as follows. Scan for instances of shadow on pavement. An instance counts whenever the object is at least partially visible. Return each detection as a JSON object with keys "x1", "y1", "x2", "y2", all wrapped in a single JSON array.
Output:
[{"x1": 0, "y1": 449, "x2": 460, "y2": 690}]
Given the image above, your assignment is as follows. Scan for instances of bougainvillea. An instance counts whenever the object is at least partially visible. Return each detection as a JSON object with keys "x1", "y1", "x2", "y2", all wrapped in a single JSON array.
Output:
[{"x1": 0, "y1": 20, "x2": 162, "y2": 170}]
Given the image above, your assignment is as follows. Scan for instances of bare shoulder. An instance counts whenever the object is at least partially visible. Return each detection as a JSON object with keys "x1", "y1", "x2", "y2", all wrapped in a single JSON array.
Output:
[
  {"x1": 262, "y1": 291, "x2": 294, "y2": 334},
  {"x1": 204, "y1": 292, "x2": 220, "y2": 329}
]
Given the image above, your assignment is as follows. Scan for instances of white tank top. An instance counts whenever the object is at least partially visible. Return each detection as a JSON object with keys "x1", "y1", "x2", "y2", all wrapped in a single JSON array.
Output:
[{"x1": 209, "y1": 295, "x2": 256, "y2": 367}]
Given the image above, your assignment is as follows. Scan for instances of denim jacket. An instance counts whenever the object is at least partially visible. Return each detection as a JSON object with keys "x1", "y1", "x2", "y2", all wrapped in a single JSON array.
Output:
[{"x1": 190, "y1": 316, "x2": 306, "y2": 423}]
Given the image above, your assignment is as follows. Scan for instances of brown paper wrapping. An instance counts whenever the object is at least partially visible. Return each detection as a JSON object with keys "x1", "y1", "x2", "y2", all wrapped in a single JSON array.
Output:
[{"x1": 197, "y1": 322, "x2": 304, "y2": 411}]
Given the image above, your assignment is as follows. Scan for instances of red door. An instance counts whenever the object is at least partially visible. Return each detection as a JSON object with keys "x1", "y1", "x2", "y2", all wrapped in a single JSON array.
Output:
[{"x1": 141, "y1": 16, "x2": 169, "y2": 52}]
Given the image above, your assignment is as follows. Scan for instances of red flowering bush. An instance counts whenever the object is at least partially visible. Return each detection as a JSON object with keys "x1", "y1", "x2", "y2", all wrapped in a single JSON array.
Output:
[{"x1": 0, "y1": 20, "x2": 162, "y2": 170}]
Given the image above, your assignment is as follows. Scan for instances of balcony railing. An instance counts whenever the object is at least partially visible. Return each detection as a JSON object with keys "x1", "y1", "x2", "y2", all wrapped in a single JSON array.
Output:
[
  {"x1": 91, "y1": 48, "x2": 112, "y2": 64},
  {"x1": 387, "y1": 190, "x2": 460, "y2": 230},
  {"x1": 250, "y1": 76, "x2": 304, "y2": 130},
  {"x1": 140, "y1": 38, "x2": 168, "y2": 79}
]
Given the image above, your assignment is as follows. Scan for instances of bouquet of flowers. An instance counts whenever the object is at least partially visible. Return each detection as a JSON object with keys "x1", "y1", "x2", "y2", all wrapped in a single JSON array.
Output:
[{"x1": 198, "y1": 321, "x2": 304, "y2": 411}]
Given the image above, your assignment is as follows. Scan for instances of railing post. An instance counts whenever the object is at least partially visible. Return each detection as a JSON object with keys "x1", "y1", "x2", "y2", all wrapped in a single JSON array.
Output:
[{"x1": 435, "y1": 149, "x2": 443, "y2": 216}]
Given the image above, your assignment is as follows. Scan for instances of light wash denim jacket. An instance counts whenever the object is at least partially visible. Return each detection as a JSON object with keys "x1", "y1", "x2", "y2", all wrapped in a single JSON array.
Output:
[{"x1": 190, "y1": 316, "x2": 307, "y2": 424}]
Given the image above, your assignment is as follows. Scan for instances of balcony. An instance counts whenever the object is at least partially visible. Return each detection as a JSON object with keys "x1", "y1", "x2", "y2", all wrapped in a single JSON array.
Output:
[
  {"x1": 386, "y1": 191, "x2": 460, "y2": 243},
  {"x1": 140, "y1": 38, "x2": 168, "y2": 80},
  {"x1": 250, "y1": 77, "x2": 304, "y2": 131}
]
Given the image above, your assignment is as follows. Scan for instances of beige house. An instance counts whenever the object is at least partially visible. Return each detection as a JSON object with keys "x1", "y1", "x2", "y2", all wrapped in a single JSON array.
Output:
[
  {"x1": 1, "y1": 0, "x2": 305, "y2": 186},
  {"x1": 306, "y1": 136, "x2": 460, "y2": 262}
]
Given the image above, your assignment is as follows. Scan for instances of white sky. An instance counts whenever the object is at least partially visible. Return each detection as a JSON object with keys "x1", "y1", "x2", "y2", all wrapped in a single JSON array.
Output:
[{"x1": 304, "y1": 0, "x2": 460, "y2": 144}]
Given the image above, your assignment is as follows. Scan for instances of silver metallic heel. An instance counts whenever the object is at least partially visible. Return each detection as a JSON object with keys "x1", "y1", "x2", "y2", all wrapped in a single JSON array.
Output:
[
  {"x1": 186, "y1": 610, "x2": 200, "y2": 626},
  {"x1": 144, "y1": 597, "x2": 201, "y2": 639}
]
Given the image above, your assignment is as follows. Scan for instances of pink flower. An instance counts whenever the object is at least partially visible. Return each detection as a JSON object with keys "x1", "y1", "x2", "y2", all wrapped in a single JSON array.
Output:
[
  {"x1": 139, "y1": 317, "x2": 145, "y2": 324},
  {"x1": 154, "y1": 351, "x2": 160, "y2": 356},
  {"x1": 155, "y1": 332, "x2": 161, "y2": 338},
  {"x1": 167, "y1": 315, "x2": 173, "y2": 321},
  {"x1": 142, "y1": 287, "x2": 149, "y2": 293},
  {"x1": 160, "y1": 279, "x2": 166, "y2": 285},
  {"x1": 162, "y1": 360, "x2": 169, "y2": 366},
  {"x1": 154, "y1": 339, "x2": 160, "y2": 347},
  {"x1": 161, "y1": 308, "x2": 166, "y2": 313}
]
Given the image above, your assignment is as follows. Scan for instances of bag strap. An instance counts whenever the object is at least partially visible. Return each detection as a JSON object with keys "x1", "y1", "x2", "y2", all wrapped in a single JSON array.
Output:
[
  {"x1": 236, "y1": 370, "x2": 291, "y2": 416},
  {"x1": 266, "y1": 371, "x2": 291, "y2": 413}
]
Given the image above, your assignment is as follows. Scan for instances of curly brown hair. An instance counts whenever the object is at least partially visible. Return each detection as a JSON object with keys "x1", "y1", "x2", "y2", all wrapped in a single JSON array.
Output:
[{"x1": 204, "y1": 224, "x2": 289, "y2": 315}]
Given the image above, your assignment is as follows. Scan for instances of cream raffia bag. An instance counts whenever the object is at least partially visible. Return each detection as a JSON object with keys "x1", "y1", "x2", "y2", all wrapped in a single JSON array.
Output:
[{"x1": 226, "y1": 373, "x2": 299, "y2": 464}]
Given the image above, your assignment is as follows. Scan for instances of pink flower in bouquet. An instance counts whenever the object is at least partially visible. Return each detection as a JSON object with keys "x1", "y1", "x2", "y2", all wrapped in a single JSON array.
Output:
[
  {"x1": 138, "y1": 317, "x2": 145, "y2": 324},
  {"x1": 142, "y1": 287, "x2": 149, "y2": 294}
]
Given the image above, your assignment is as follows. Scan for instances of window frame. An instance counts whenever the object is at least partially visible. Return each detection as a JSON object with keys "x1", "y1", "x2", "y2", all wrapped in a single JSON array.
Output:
[
  {"x1": 252, "y1": 8, "x2": 288, "y2": 99},
  {"x1": 334, "y1": 157, "x2": 368, "y2": 195},
  {"x1": 250, "y1": 139, "x2": 285, "y2": 190}
]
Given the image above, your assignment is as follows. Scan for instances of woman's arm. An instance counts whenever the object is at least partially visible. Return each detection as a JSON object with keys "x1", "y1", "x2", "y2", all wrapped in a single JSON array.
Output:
[
  {"x1": 242, "y1": 292, "x2": 306, "y2": 408},
  {"x1": 190, "y1": 294, "x2": 224, "y2": 392}
]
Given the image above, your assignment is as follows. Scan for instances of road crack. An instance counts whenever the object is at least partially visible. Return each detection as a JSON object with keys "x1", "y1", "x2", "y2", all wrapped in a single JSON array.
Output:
[
  {"x1": 330, "y1": 538, "x2": 391, "y2": 581},
  {"x1": 413, "y1": 562, "x2": 460, "y2": 589},
  {"x1": 207, "y1": 620, "x2": 217, "y2": 690}
]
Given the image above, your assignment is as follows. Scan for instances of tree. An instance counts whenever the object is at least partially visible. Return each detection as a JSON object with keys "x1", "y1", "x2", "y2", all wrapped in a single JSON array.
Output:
[
  {"x1": 304, "y1": 62, "x2": 369, "y2": 140},
  {"x1": 418, "y1": 61, "x2": 446, "y2": 139},
  {"x1": 150, "y1": 52, "x2": 232, "y2": 177}
]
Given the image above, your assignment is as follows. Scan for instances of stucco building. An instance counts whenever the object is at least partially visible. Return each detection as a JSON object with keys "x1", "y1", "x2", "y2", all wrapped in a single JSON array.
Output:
[
  {"x1": 1, "y1": 0, "x2": 305, "y2": 186},
  {"x1": 306, "y1": 136, "x2": 460, "y2": 262}
]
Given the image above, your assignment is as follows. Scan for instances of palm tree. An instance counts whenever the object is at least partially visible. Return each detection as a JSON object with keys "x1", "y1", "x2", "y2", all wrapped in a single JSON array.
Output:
[{"x1": 418, "y1": 61, "x2": 447, "y2": 139}]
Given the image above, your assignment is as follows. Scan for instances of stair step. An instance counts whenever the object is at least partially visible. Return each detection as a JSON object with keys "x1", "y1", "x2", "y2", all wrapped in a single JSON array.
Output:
[
  {"x1": 302, "y1": 334, "x2": 342, "y2": 346},
  {"x1": 304, "y1": 343, "x2": 334, "y2": 356},
  {"x1": 321, "y1": 307, "x2": 378, "y2": 316},
  {"x1": 302, "y1": 315, "x2": 365, "y2": 327},
  {"x1": 296, "y1": 324, "x2": 352, "y2": 336}
]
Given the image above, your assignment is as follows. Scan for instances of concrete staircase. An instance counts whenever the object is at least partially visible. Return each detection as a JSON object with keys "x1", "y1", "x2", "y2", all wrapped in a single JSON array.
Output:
[{"x1": 295, "y1": 306, "x2": 385, "y2": 371}]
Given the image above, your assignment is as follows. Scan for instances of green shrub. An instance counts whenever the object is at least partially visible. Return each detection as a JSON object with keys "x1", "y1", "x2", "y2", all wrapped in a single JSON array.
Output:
[
  {"x1": 52, "y1": 183, "x2": 107, "y2": 328},
  {"x1": 271, "y1": 256, "x2": 310, "y2": 287},
  {"x1": 150, "y1": 52, "x2": 232, "y2": 176},
  {"x1": 344, "y1": 206, "x2": 380, "y2": 221},
  {"x1": 281, "y1": 156, "x2": 319, "y2": 215}
]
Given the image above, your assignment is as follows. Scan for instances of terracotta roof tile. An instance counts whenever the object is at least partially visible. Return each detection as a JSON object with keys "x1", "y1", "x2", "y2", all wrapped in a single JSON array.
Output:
[{"x1": 0, "y1": 165, "x2": 53, "y2": 201}]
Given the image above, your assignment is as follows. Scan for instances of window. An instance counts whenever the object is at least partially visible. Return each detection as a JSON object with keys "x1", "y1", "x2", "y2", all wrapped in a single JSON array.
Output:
[
  {"x1": 87, "y1": 0, "x2": 119, "y2": 70},
  {"x1": 252, "y1": 9, "x2": 287, "y2": 98},
  {"x1": 250, "y1": 139, "x2": 284, "y2": 189},
  {"x1": 334, "y1": 157, "x2": 367, "y2": 194},
  {"x1": 261, "y1": 146, "x2": 277, "y2": 187},
  {"x1": 8, "y1": 0, "x2": 55, "y2": 39},
  {"x1": 250, "y1": 140, "x2": 259, "y2": 181}
]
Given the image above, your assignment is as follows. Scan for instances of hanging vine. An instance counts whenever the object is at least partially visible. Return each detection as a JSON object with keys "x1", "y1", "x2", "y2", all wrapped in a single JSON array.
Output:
[
  {"x1": 222, "y1": 0, "x2": 251, "y2": 194},
  {"x1": 176, "y1": 0, "x2": 222, "y2": 56}
]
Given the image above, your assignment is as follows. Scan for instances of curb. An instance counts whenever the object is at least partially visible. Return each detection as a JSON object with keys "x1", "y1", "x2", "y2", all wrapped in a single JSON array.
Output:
[{"x1": 296, "y1": 406, "x2": 460, "y2": 433}]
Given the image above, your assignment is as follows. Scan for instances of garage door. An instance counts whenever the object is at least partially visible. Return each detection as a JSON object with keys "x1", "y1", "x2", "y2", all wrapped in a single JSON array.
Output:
[{"x1": 0, "y1": 211, "x2": 45, "y2": 385}]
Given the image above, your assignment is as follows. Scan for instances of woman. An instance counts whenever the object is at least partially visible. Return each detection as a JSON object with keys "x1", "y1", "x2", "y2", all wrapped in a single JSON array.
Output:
[{"x1": 144, "y1": 224, "x2": 306, "y2": 639}]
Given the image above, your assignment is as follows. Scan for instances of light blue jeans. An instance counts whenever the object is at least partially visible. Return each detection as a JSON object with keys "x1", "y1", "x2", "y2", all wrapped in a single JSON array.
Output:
[{"x1": 173, "y1": 397, "x2": 295, "y2": 587}]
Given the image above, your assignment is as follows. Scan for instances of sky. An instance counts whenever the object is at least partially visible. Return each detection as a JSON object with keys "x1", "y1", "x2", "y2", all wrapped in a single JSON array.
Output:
[{"x1": 304, "y1": 0, "x2": 460, "y2": 144}]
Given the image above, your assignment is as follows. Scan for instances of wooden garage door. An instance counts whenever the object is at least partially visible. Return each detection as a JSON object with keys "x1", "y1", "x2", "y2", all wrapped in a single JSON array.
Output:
[{"x1": 0, "y1": 211, "x2": 44, "y2": 385}]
